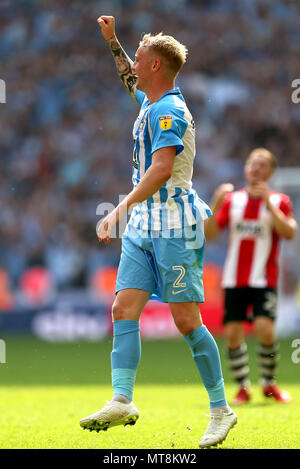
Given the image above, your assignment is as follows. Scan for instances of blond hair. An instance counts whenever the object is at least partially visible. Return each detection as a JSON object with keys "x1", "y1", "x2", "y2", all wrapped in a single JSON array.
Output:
[
  {"x1": 246, "y1": 147, "x2": 278, "y2": 171},
  {"x1": 140, "y1": 33, "x2": 188, "y2": 78}
]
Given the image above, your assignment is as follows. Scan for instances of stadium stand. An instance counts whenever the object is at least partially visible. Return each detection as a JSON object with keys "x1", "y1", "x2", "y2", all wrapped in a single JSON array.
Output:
[{"x1": 1, "y1": 0, "x2": 299, "y2": 319}]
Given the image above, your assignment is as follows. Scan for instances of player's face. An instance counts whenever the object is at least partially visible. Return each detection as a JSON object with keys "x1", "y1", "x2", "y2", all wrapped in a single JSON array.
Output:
[
  {"x1": 132, "y1": 46, "x2": 154, "y2": 91},
  {"x1": 244, "y1": 154, "x2": 273, "y2": 184}
]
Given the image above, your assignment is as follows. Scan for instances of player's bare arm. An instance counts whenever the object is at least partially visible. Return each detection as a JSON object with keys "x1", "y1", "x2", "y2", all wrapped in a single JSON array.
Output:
[
  {"x1": 97, "y1": 146, "x2": 176, "y2": 244},
  {"x1": 204, "y1": 183, "x2": 234, "y2": 241},
  {"x1": 250, "y1": 181, "x2": 297, "y2": 239},
  {"x1": 97, "y1": 16, "x2": 137, "y2": 98},
  {"x1": 266, "y1": 201, "x2": 297, "y2": 240},
  {"x1": 125, "y1": 146, "x2": 175, "y2": 205}
]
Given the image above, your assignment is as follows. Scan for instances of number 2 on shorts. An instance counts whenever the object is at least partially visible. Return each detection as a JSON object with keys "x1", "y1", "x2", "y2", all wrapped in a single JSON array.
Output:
[{"x1": 172, "y1": 266, "x2": 186, "y2": 288}]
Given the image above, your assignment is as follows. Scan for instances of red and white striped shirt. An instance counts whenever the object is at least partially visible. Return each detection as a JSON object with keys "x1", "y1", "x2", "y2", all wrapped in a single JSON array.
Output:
[{"x1": 217, "y1": 189, "x2": 293, "y2": 288}]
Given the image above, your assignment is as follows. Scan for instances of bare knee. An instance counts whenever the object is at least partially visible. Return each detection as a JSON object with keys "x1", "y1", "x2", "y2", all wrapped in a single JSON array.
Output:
[
  {"x1": 255, "y1": 317, "x2": 275, "y2": 346},
  {"x1": 173, "y1": 315, "x2": 195, "y2": 335},
  {"x1": 225, "y1": 322, "x2": 244, "y2": 349},
  {"x1": 112, "y1": 300, "x2": 130, "y2": 321},
  {"x1": 111, "y1": 289, "x2": 150, "y2": 322},
  {"x1": 170, "y1": 304, "x2": 203, "y2": 336}
]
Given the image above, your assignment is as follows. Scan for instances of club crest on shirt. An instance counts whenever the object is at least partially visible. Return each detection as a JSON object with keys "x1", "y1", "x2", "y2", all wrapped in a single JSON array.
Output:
[
  {"x1": 159, "y1": 115, "x2": 173, "y2": 130},
  {"x1": 139, "y1": 119, "x2": 146, "y2": 131}
]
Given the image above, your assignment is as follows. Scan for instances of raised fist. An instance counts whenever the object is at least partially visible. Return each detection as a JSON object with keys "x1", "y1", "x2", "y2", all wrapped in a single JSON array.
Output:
[{"x1": 97, "y1": 16, "x2": 116, "y2": 41}]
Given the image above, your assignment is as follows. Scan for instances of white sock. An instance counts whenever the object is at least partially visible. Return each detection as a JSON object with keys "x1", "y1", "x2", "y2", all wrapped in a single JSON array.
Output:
[
  {"x1": 210, "y1": 404, "x2": 231, "y2": 416},
  {"x1": 112, "y1": 394, "x2": 131, "y2": 404}
]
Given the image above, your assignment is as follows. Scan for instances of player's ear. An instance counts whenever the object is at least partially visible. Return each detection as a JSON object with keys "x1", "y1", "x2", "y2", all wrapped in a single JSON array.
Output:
[{"x1": 152, "y1": 59, "x2": 161, "y2": 71}]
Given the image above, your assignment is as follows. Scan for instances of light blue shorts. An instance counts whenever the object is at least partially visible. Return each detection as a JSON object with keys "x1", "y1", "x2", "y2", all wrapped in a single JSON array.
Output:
[{"x1": 116, "y1": 224, "x2": 205, "y2": 303}]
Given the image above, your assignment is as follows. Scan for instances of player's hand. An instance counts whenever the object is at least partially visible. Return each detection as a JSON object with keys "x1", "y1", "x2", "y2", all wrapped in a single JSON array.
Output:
[
  {"x1": 250, "y1": 181, "x2": 270, "y2": 201},
  {"x1": 213, "y1": 183, "x2": 234, "y2": 206},
  {"x1": 97, "y1": 16, "x2": 116, "y2": 41},
  {"x1": 96, "y1": 200, "x2": 128, "y2": 244},
  {"x1": 96, "y1": 211, "x2": 117, "y2": 244}
]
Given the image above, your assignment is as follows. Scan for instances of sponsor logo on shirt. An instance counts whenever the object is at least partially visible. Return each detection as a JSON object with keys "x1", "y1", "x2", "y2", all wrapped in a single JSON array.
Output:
[{"x1": 235, "y1": 221, "x2": 264, "y2": 237}]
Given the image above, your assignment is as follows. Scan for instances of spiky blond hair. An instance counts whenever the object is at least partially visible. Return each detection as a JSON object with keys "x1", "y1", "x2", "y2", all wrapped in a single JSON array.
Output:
[{"x1": 140, "y1": 32, "x2": 188, "y2": 78}]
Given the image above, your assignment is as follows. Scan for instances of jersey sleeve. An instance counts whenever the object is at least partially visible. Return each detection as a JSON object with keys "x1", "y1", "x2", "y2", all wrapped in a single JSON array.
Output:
[
  {"x1": 279, "y1": 194, "x2": 293, "y2": 217},
  {"x1": 216, "y1": 193, "x2": 232, "y2": 229},
  {"x1": 149, "y1": 102, "x2": 187, "y2": 156},
  {"x1": 135, "y1": 88, "x2": 146, "y2": 106}
]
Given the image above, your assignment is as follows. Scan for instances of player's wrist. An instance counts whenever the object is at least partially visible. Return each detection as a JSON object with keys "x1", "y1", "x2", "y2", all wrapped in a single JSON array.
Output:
[
  {"x1": 106, "y1": 33, "x2": 117, "y2": 43},
  {"x1": 116, "y1": 199, "x2": 130, "y2": 220},
  {"x1": 265, "y1": 196, "x2": 273, "y2": 210},
  {"x1": 210, "y1": 196, "x2": 222, "y2": 212}
]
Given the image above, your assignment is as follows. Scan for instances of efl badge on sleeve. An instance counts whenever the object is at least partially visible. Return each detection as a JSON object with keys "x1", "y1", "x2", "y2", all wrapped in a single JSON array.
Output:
[{"x1": 159, "y1": 115, "x2": 173, "y2": 130}]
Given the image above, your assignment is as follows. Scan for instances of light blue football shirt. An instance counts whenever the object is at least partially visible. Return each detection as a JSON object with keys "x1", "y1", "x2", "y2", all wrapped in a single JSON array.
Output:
[{"x1": 127, "y1": 87, "x2": 212, "y2": 232}]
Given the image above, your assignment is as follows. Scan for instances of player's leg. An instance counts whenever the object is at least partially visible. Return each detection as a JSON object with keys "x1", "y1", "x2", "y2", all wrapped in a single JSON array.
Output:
[
  {"x1": 253, "y1": 288, "x2": 291, "y2": 403},
  {"x1": 170, "y1": 301, "x2": 227, "y2": 408},
  {"x1": 154, "y1": 225, "x2": 224, "y2": 409},
  {"x1": 225, "y1": 321, "x2": 245, "y2": 349},
  {"x1": 225, "y1": 321, "x2": 251, "y2": 403},
  {"x1": 109, "y1": 230, "x2": 157, "y2": 403},
  {"x1": 80, "y1": 288, "x2": 150, "y2": 432},
  {"x1": 169, "y1": 301, "x2": 237, "y2": 448},
  {"x1": 80, "y1": 231, "x2": 156, "y2": 432},
  {"x1": 111, "y1": 288, "x2": 151, "y2": 403},
  {"x1": 224, "y1": 289, "x2": 251, "y2": 404},
  {"x1": 152, "y1": 224, "x2": 236, "y2": 448}
]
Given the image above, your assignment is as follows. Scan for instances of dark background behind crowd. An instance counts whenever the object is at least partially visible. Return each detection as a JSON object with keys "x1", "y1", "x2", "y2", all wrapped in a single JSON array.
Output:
[{"x1": 1, "y1": 0, "x2": 300, "y2": 295}]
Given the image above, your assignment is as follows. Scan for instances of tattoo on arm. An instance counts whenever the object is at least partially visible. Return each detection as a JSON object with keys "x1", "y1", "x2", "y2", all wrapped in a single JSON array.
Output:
[{"x1": 109, "y1": 40, "x2": 137, "y2": 96}]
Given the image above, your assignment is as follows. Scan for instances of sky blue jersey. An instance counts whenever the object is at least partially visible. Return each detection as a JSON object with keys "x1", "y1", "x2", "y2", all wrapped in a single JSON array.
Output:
[{"x1": 128, "y1": 87, "x2": 212, "y2": 232}]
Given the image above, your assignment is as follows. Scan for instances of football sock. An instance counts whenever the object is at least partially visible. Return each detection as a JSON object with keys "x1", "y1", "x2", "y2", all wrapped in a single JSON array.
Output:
[
  {"x1": 258, "y1": 342, "x2": 279, "y2": 387},
  {"x1": 111, "y1": 319, "x2": 141, "y2": 401},
  {"x1": 112, "y1": 394, "x2": 131, "y2": 404},
  {"x1": 228, "y1": 342, "x2": 250, "y2": 388},
  {"x1": 210, "y1": 404, "x2": 231, "y2": 416},
  {"x1": 184, "y1": 325, "x2": 227, "y2": 408}
]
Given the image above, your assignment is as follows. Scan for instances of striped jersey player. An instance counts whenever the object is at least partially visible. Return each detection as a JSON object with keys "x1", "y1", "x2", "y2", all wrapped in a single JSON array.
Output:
[
  {"x1": 205, "y1": 147, "x2": 297, "y2": 405},
  {"x1": 80, "y1": 15, "x2": 238, "y2": 449},
  {"x1": 129, "y1": 87, "x2": 211, "y2": 233},
  {"x1": 217, "y1": 188, "x2": 292, "y2": 289}
]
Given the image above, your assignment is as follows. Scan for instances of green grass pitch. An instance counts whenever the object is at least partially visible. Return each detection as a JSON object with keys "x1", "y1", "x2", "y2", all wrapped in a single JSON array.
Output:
[{"x1": 0, "y1": 335, "x2": 299, "y2": 449}]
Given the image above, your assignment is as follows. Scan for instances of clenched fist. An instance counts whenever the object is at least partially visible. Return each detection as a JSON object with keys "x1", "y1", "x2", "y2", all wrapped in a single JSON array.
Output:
[
  {"x1": 213, "y1": 183, "x2": 234, "y2": 205},
  {"x1": 97, "y1": 15, "x2": 116, "y2": 41}
]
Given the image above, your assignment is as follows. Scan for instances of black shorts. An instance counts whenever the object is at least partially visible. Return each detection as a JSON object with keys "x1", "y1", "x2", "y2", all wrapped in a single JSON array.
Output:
[{"x1": 223, "y1": 287, "x2": 277, "y2": 324}]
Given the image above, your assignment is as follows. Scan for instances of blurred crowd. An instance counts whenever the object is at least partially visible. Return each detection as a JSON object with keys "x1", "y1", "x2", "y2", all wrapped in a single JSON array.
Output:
[{"x1": 1, "y1": 0, "x2": 300, "y2": 293}]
